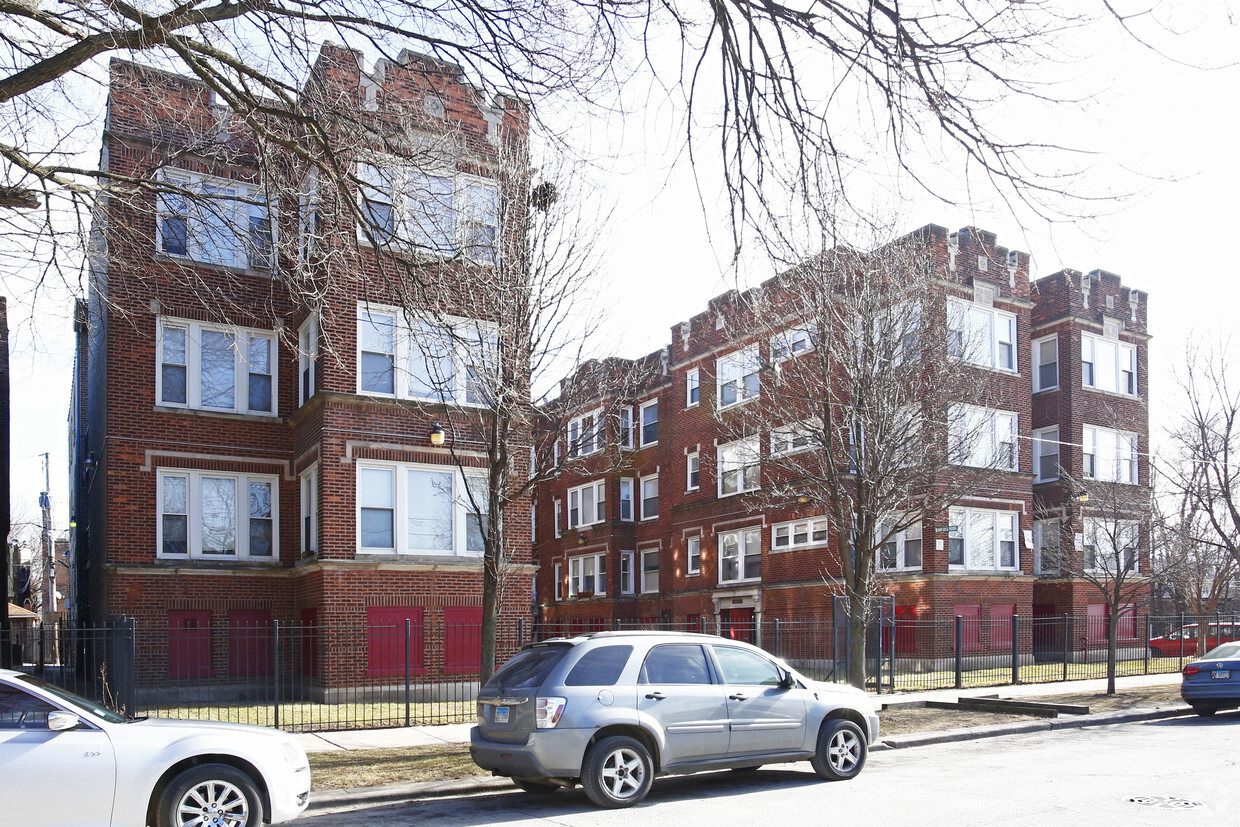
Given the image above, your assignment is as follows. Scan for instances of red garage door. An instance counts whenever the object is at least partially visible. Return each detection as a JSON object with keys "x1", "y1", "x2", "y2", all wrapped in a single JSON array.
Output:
[
  {"x1": 229, "y1": 610, "x2": 271, "y2": 678},
  {"x1": 444, "y1": 607, "x2": 483, "y2": 676},
  {"x1": 367, "y1": 606, "x2": 425, "y2": 677},
  {"x1": 168, "y1": 610, "x2": 212, "y2": 679}
]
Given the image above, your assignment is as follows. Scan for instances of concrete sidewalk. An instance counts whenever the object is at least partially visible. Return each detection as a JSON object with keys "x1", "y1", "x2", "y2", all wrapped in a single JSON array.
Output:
[{"x1": 294, "y1": 671, "x2": 1183, "y2": 754}]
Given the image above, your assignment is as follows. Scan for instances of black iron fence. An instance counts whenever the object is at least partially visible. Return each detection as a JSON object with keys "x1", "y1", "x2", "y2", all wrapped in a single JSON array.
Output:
[{"x1": 8, "y1": 612, "x2": 1233, "y2": 733}]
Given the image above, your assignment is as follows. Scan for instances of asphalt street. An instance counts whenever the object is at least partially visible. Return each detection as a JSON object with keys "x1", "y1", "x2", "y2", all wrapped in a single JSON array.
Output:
[{"x1": 298, "y1": 712, "x2": 1239, "y2": 826}]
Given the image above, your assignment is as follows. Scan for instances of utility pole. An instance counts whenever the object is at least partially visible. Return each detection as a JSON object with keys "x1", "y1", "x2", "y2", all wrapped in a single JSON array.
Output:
[{"x1": 40, "y1": 452, "x2": 54, "y2": 625}]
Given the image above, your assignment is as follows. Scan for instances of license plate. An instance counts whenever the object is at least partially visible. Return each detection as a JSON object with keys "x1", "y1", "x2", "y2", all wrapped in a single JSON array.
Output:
[
  {"x1": 493, "y1": 706, "x2": 510, "y2": 723},
  {"x1": 1213, "y1": 671, "x2": 1230, "y2": 680}
]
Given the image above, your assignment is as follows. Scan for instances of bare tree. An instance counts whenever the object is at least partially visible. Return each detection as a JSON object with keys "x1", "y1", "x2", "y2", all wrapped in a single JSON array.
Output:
[{"x1": 720, "y1": 221, "x2": 1009, "y2": 688}]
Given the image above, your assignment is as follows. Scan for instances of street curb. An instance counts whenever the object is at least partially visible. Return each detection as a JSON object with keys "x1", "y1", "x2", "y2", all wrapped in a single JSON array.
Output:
[{"x1": 305, "y1": 705, "x2": 1194, "y2": 814}]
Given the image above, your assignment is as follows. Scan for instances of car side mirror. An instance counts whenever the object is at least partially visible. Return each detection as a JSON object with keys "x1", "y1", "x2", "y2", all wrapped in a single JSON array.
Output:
[
  {"x1": 47, "y1": 711, "x2": 81, "y2": 732},
  {"x1": 779, "y1": 669, "x2": 796, "y2": 690}
]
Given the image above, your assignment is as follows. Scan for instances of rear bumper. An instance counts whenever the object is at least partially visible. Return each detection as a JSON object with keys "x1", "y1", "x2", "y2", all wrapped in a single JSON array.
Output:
[
  {"x1": 469, "y1": 726, "x2": 594, "y2": 779},
  {"x1": 1181, "y1": 683, "x2": 1240, "y2": 703}
]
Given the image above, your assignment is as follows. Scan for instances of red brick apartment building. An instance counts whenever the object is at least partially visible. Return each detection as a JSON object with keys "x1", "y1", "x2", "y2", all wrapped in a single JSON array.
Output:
[
  {"x1": 69, "y1": 46, "x2": 534, "y2": 690},
  {"x1": 534, "y1": 226, "x2": 1150, "y2": 664}
]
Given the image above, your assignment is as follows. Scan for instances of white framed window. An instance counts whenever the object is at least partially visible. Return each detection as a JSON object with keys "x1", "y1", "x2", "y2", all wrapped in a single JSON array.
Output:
[
  {"x1": 567, "y1": 479, "x2": 607, "y2": 528},
  {"x1": 567, "y1": 409, "x2": 603, "y2": 457},
  {"x1": 300, "y1": 465, "x2": 318, "y2": 557},
  {"x1": 357, "y1": 162, "x2": 499, "y2": 262},
  {"x1": 156, "y1": 318, "x2": 277, "y2": 416},
  {"x1": 718, "y1": 436, "x2": 760, "y2": 497},
  {"x1": 719, "y1": 527, "x2": 762, "y2": 583},
  {"x1": 157, "y1": 469, "x2": 278, "y2": 561},
  {"x1": 356, "y1": 461, "x2": 487, "y2": 556},
  {"x1": 1033, "y1": 427, "x2": 1061, "y2": 483},
  {"x1": 1081, "y1": 333, "x2": 1137, "y2": 396},
  {"x1": 1033, "y1": 519, "x2": 1061, "y2": 575},
  {"x1": 640, "y1": 399, "x2": 659, "y2": 446},
  {"x1": 878, "y1": 522, "x2": 922, "y2": 571},
  {"x1": 687, "y1": 452, "x2": 700, "y2": 491},
  {"x1": 1033, "y1": 335, "x2": 1058, "y2": 391},
  {"x1": 686, "y1": 535, "x2": 701, "y2": 575},
  {"x1": 618, "y1": 406, "x2": 634, "y2": 449},
  {"x1": 948, "y1": 405, "x2": 1018, "y2": 471},
  {"x1": 947, "y1": 299, "x2": 1017, "y2": 372},
  {"x1": 640, "y1": 549, "x2": 660, "y2": 593},
  {"x1": 553, "y1": 499, "x2": 562, "y2": 538},
  {"x1": 297, "y1": 168, "x2": 320, "y2": 264},
  {"x1": 640, "y1": 475, "x2": 659, "y2": 520},
  {"x1": 620, "y1": 550, "x2": 636, "y2": 594},
  {"x1": 947, "y1": 508, "x2": 1020, "y2": 571},
  {"x1": 1082, "y1": 518, "x2": 1140, "y2": 574},
  {"x1": 298, "y1": 316, "x2": 319, "y2": 407},
  {"x1": 1082, "y1": 425, "x2": 1139, "y2": 484},
  {"x1": 158, "y1": 170, "x2": 274, "y2": 271},
  {"x1": 554, "y1": 562, "x2": 563, "y2": 600},
  {"x1": 772, "y1": 420, "x2": 815, "y2": 456},
  {"x1": 356, "y1": 303, "x2": 497, "y2": 405},
  {"x1": 717, "y1": 345, "x2": 761, "y2": 408},
  {"x1": 686, "y1": 369, "x2": 700, "y2": 407},
  {"x1": 619, "y1": 478, "x2": 634, "y2": 521},
  {"x1": 568, "y1": 552, "x2": 607, "y2": 596},
  {"x1": 771, "y1": 327, "x2": 816, "y2": 361},
  {"x1": 772, "y1": 516, "x2": 828, "y2": 551}
]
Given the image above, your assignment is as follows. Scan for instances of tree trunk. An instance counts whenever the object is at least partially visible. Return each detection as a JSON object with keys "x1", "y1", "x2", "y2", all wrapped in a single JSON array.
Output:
[
  {"x1": 480, "y1": 542, "x2": 500, "y2": 684},
  {"x1": 847, "y1": 592, "x2": 868, "y2": 689},
  {"x1": 1106, "y1": 607, "x2": 1119, "y2": 695}
]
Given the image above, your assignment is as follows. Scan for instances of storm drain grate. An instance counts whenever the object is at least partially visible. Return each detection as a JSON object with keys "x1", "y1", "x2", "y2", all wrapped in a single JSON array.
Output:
[{"x1": 1127, "y1": 796, "x2": 1203, "y2": 809}]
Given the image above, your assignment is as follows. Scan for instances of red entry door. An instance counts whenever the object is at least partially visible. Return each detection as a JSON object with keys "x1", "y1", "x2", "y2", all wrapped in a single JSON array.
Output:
[
  {"x1": 168, "y1": 610, "x2": 212, "y2": 679},
  {"x1": 444, "y1": 607, "x2": 484, "y2": 676},
  {"x1": 229, "y1": 610, "x2": 272, "y2": 678},
  {"x1": 720, "y1": 608, "x2": 755, "y2": 643}
]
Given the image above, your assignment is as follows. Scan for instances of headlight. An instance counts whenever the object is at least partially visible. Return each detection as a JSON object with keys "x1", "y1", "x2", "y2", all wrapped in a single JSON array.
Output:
[
  {"x1": 281, "y1": 740, "x2": 307, "y2": 767},
  {"x1": 535, "y1": 697, "x2": 566, "y2": 729}
]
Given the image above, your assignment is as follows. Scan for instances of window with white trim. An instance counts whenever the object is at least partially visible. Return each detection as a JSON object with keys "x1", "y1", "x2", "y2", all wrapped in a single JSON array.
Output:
[
  {"x1": 686, "y1": 369, "x2": 700, "y2": 407},
  {"x1": 1033, "y1": 427, "x2": 1060, "y2": 483},
  {"x1": 640, "y1": 475, "x2": 659, "y2": 520},
  {"x1": 640, "y1": 549, "x2": 660, "y2": 593},
  {"x1": 717, "y1": 345, "x2": 761, "y2": 408},
  {"x1": 619, "y1": 478, "x2": 634, "y2": 522},
  {"x1": 1082, "y1": 519, "x2": 1140, "y2": 574},
  {"x1": 158, "y1": 170, "x2": 274, "y2": 271},
  {"x1": 567, "y1": 479, "x2": 606, "y2": 528},
  {"x1": 878, "y1": 522, "x2": 922, "y2": 571},
  {"x1": 947, "y1": 508, "x2": 1019, "y2": 571},
  {"x1": 356, "y1": 304, "x2": 497, "y2": 405},
  {"x1": 947, "y1": 299, "x2": 1017, "y2": 372},
  {"x1": 618, "y1": 406, "x2": 634, "y2": 449},
  {"x1": 568, "y1": 552, "x2": 607, "y2": 596},
  {"x1": 640, "y1": 399, "x2": 659, "y2": 446},
  {"x1": 772, "y1": 516, "x2": 827, "y2": 551},
  {"x1": 771, "y1": 326, "x2": 816, "y2": 361},
  {"x1": 949, "y1": 405, "x2": 1018, "y2": 471},
  {"x1": 1082, "y1": 425, "x2": 1139, "y2": 484},
  {"x1": 553, "y1": 499, "x2": 562, "y2": 538},
  {"x1": 687, "y1": 453, "x2": 700, "y2": 491},
  {"x1": 357, "y1": 163, "x2": 499, "y2": 262},
  {"x1": 1033, "y1": 519, "x2": 1060, "y2": 575},
  {"x1": 298, "y1": 316, "x2": 320, "y2": 407},
  {"x1": 553, "y1": 562, "x2": 563, "y2": 600},
  {"x1": 719, "y1": 527, "x2": 762, "y2": 583},
  {"x1": 157, "y1": 319, "x2": 277, "y2": 416},
  {"x1": 718, "y1": 436, "x2": 760, "y2": 496},
  {"x1": 1033, "y1": 335, "x2": 1058, "y2": 391},
  {"x1": 300, "y1": 465, "x2": 318, "y2": 557},
  {"x1": 356, "y1": 462, "x2": 487, "y2": 556},
  {"x1": 772, "y1": 420, "x2": 815, "y2": 456},
  {"x1": 687, "y1": 535, "x2": 701, "y2": 575},
  {"x1": 1081, "y1": 333, "x2": 1137, "y2": 396},
  {"x1": 620, "y1": 550, "x2": 635, "y2": 594},
  {"x1": 567, "y1": 409, "x2": 602, "y2": 457},
  {"x1": 157, "y1": 469, "x2": 278, "y2": 560}
]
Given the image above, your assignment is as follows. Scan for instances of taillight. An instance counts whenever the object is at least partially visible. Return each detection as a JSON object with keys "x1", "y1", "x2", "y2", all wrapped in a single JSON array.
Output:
[
  {"x1": 1183, "y1": 665, "x2": 1201, "y2": 676},
  {"x1": 536, "y1": 696, "x2": 566, "y2": 728}
]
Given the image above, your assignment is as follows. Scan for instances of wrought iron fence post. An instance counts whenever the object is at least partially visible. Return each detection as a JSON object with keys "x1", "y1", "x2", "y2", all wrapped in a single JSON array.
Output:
[
  {"x1": 272, "y1": 620, "x2": 281, "y2": 730},
  {"x1": 1062, "y1": 614, "x2": 1069, "y2": 682},
  {"x1": 404, "y1": 619, "x2": 412, "y2": 728},
  {"x1": 1143, "y1": 615, "x2": 1150, "y2": 675},
  {"x1": 1011, "y1": 615, "x2": 1020, "y2": 685},
  {"x1": 1178, "y1": 611, "x2": 1186, "y2": 669},
  {"x1": 37, "y1": 621, "x2": 45, "y2": 676},
  {"x1": 954, "y1": 616, "x2": 963, "y2": 690}
]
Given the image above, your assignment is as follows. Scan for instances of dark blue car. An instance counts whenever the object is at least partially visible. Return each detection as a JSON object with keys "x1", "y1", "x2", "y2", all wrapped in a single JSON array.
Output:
[{"x1": 1181, "y1": 642, "x2": 1240, "y2": 716}]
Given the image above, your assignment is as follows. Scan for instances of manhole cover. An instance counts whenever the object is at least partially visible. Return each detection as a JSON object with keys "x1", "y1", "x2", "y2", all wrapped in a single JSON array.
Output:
[{"x1": 1127, "y1": 796, "x2": 1203, "y2": 809}]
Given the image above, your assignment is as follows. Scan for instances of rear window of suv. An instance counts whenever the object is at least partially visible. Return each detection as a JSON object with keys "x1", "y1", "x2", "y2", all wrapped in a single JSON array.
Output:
[
  {"x1": 485, "y1": 645, "x2": 570, "y2": 690},
  {"x1": 565, "y1": 645, "x2": 633, "y2": 686}
]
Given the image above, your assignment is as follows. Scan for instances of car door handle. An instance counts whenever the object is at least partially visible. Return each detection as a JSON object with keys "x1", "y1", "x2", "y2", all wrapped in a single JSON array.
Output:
[
  {"x1": 645, "y1": 691, "x2": 666, "y2": 700},
  {"x1": 729, "y1": 693, "x2": 748, "y2": 701}
]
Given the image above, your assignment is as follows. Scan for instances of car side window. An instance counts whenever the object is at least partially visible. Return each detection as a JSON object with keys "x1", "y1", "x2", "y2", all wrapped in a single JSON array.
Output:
[
  {"x1": 0, "y1": 685, "x2": 57, "y2": 730},
  {"x1": 713, "y1": 646, "x2": 780, "y2": 686},
  {"x1": 564, "y1": 645, "x2": 634, "y2": 686},
  {"x1": 639, "y1": 644, "x2": 712, "y2": 685}
]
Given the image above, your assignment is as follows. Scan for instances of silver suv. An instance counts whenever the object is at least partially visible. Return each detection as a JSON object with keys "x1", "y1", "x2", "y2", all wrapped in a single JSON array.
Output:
[{"x1": 469, "y1": 631, "x2": 879, "y2": 808}]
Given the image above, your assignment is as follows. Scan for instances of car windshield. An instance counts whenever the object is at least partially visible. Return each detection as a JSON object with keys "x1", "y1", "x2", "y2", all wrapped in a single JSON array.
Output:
[
  {"x1": 485, "y1": 645, "x2": 570, "y2": 691},
  {"x1": 1201, "y1": 642, "x2": 1240, "y2": 660},
  {"x1": 14, "y1": 674, "x2": 128, "y2": 723}
]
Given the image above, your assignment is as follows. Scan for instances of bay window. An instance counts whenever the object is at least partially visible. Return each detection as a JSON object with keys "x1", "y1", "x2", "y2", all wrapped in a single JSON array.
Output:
[
  {"x1": 718, "y1": 436, "x2": 760, "y2": 496},
  {"x1": 157, "y1": 470, "x2": 279, "y2": 560},
  {"x1": 687, "y1": 535, "x2": 701, "y2": 574},
  {"x1": 567, "y1": 479, "x2": 606, "y2": 528},
  {"x1": 1033, "y1": 427, "x2": 1060, "y2": 482},
  {"x1": 157, "y1": 319, "x2": 277, "y2": 416},
  {"x1": 878, "y1": 522, "x2": 923, "y2": 571},
  {"x1": 771, "y1": 327, "x2": 816, "y2": 361},
  {"x1": 947, "y1": 299, "x2": 1017, "y2": 372},
  {"x1": 1082, "y1": 519, "x2": 1140, "y2": 574},
  {"x1": 1082, "y1": 332, "x2": 1137, "y2": 395},
  {"x1": 717, "y1": 345, "x2": 761, "y2": 408},
  {"x1": 158, "y1": 171, "x2": 274, "y2": 271},
  {"x1": 640, "y1": 549, "x2": 660, "y2": 593},
  {"x1": 1082, "y1": 425, "x2": 1139, "y2": 484},
  {"x1": 686, "y1": 369, "x2": 700, "y2": 407},
  {"x1": 356, "y1": 461, "x2": 488, "y2": 556},
  {"x1": 719, "y1": 527, "x2": 762, "y2": 583},
  {"x1": 640, "y1": 475, "x2": 659, "y2": 520},
  {"x1": 1033, "y1": 519, "x2": 1060, "y2": 575},
  {"x1": 1033, "y1": 335, "x2": 1058, "y2": 391},
  {"x1": 568, "y1": 409, "x2": 602, "y2": 457},
  {"x1": 568, "y1": 552, "x2": 607, "y2": 596},
  {"x1": 948, "y1": 508, "x2": 1019, "y2": 571},
  {"x1": 949, "y1": 405, "x2": 1018, "y2": 471},
  {"x1": 640, "y1": 399, "x2": 659, "y2": 446},
  {"x1": 772, "y1": 516, "x2": 828, "y2": 551},
  {"x1": 619, "y1": 478, "x2": 634, "y2": 521},
  {"x1": 620, "y1": 550, "x2": 635, "y2": 594}
]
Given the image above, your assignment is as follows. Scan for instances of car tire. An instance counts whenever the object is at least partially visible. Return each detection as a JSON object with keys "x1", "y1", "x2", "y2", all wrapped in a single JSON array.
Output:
[
  {"x1": 513, "y1": 778, "x2": 561, "y2": 795},
  {"x1": 157, "y1": 763, "x2": 264, "y2": 827},
  {"x1": 1191, "y1": 704, "x2": 1217, "y2": 717},
  {"x1": 810, "y1": 719, "x2": 867, "y2": 781},
  {"x1": 581, "y1": 735, "x2": 653, "y2": 808}
]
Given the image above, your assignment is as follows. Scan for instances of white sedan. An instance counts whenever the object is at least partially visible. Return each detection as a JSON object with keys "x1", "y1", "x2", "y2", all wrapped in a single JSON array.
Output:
[{"x1": 0, "y1": 668, "x2": 310, "y2": 827}]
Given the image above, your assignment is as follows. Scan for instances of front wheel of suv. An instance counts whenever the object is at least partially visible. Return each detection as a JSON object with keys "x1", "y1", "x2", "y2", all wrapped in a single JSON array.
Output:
[
  {"x1": 581, "y1": 735, "x2": 653, "y2": 808},
  {"x1": 810, "y1": 719, "x2": 867, "y2": 781}
]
